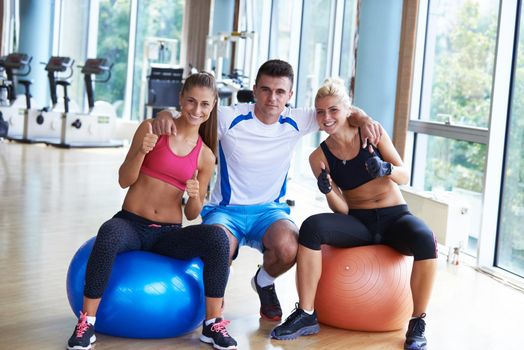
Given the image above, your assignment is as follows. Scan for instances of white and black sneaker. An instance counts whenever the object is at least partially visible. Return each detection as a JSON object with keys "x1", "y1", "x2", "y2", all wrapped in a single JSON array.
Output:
[
  {"x1": 271, "y1": 303, "x2": 320, "y2": 340},
  {"x1": 200, "y1": 317, "x2": 237, "y2": 350},
  {"x1": 67, "y1": 312, "x2": 96, "y2": 350}
]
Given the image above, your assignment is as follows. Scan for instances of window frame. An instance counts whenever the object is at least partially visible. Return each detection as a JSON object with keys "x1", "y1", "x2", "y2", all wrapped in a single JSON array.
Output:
[{"x1": 409, "y1": 0, "x2": 520, "y2": 284}]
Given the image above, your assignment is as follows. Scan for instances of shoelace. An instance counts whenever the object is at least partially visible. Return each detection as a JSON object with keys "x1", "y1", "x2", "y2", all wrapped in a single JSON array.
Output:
[
  {"x1": 409, "y1": 314, "x2": 426, "y2": 337},
  {"x1": 75, "y1": 312, "x2": 90, "y2": 338},
  {"x1": 282, "y1": 303, "x2": 303, "y2": 325},
  {"x1": 211, "y1": 319, "x2": 231, "y2": 337}
]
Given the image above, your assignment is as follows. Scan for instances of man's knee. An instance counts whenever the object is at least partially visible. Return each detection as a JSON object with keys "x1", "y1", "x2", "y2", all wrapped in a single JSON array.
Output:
[
  {"x1": 265, "y1": 223, "x2": 299, "y2": 264},
  {"x1": 274, "y1": 239, "x2": 298, "y2": 264}
]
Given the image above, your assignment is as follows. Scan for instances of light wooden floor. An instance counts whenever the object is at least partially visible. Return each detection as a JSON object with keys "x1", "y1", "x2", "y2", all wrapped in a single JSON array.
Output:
[{"x1": 1, "y1": 140, "x2": 524, "y2": 350}]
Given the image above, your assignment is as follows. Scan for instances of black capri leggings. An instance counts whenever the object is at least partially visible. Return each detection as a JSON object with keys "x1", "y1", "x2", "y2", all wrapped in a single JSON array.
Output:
[
  {"x1": 298, "y1": 205, "x2": 437, "y2": 261},
  {"x1": 84, "y1": 210, "x2": 230, "y2": 299}
]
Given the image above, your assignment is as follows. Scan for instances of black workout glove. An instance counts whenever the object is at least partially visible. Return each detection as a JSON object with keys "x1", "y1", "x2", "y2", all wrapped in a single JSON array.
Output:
[
  {"x1": 365, "y1": 156, "x2": 393, "y2": 178},
  {"x1": 317, "y1": 168, "x2": 332, "y2": 194}
]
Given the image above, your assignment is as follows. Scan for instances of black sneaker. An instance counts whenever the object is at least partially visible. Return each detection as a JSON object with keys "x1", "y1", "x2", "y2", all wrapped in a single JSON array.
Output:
[
  {"x1": 67, "y1": 312, "x2": 96, "y2": 350},
  {"x1": 404, "y1": 314, "x2": 427, "y2": 350},
  {"x1": 251, "y1": 267, "x2": 282, "y2": 321},
  {"x1": 271, "y1": 303, "x2": 320, "y2": 340},
  {"x1": 200, "y1": 317, "x2": 237, "y2": 350}
]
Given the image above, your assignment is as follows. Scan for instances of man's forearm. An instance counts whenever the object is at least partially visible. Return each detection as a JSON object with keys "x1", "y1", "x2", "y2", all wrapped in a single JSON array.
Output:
[{"x1": 348, "y1": 106, "x2": 372, "y2": 127}]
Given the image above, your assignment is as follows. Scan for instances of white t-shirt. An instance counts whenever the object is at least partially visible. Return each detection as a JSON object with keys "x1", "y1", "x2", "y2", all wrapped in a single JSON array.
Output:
[{"x1": 208, "y1": 103, "x2": 318, "y2": 206}]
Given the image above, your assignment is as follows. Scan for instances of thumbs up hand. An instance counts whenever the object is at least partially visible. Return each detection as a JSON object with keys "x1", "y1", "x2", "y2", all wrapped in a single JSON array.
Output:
[
  {"x1": 317, "y1": 161, "x2": 332, "y2": 194},
  {"x1": 141, "y1": 122, "x2": 159, "y2": 154},
  {"x1": 185, "y1": 170, "x2": 200, "y2": 199},
  {"x1": 365, "y1": 146, "x2": 392, "y2": 178}
]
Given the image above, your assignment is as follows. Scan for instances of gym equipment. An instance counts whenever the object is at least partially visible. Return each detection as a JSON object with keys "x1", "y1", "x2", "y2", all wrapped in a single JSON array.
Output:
[
  {"x1": 0, "y1": 53, "x2": 34, "y2": 140},
  {"x1": 24, "y1": 56, "x2": 76, "y2": 143},
  {"x1": 55, "y1": 58, "x2": 122, "y2": 147},
  {"x1": 0, "y1": 62, "x2": 12, "y2": 138},
  {"x1": 236, "y1": 87, "x2": 255, "y2": 103},
  {"x1": 0, "y1": 110, "x2": 7, "y2": 138},
  {"x1": 66, "y1": 237, "x2": 205, "y2": 338},
  {"x1": 223, "y1": 68, "x2": 254, "y2": 104},
  {"x1": 33, "y1": 57, "x2": 122, "y2": 147},
  {"x1": 315, "y1": 245, "x2": 413, "y2": 331},
  {"x1": 139, "y1": 37, "x2": 180, "y2": 120},
  {"x1": 205, "y1": 31, "x2": 257, "y2": 104},
  {"x1": 144, "y1": 65, "x2": 183, "y2": 119}
]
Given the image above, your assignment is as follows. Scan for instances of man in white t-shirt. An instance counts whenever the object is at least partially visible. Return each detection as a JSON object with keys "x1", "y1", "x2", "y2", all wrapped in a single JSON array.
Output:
[{"x1": 152, "y1": 60, "x2": 381, "y2": 321}]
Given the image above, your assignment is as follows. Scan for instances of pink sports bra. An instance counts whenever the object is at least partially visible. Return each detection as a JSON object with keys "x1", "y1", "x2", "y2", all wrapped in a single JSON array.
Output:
[{"x1": 140, "y1": 135, "x2": 202, "y2": 191}]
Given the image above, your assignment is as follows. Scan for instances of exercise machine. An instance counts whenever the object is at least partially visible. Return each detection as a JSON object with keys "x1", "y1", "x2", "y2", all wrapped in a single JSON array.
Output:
[
  {"x1": 24, "y1": 56, "x2": 76, "y2": 143},
  {"x1": 144, "y1": 65, "x2": 183, "y2": 119},
  {"x1": 205, "y1": 31, "x2": 257, "y2": 104},
  {"x1": 0, "y1": 53, "x2": 34, "y2": 140},
  {"x1": 48, "y1": 58, "x2": 122, "y2": 148},
  {"x1": 139, "y1": 37, "x2": 181, "y2": 120}
]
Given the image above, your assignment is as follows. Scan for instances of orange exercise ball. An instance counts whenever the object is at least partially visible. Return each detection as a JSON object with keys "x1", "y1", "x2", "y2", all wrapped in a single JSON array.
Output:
[{"x1": 315, "y1": 245, "x2": 413, "y2": 332}]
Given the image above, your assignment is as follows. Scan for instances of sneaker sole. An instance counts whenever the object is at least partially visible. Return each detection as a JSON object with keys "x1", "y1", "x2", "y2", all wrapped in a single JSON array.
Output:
[
  {"x1": 251, "y1": 277, "x2": 282, "y2": 321},
  {"x1": 259, "y1": 310, "x2": 282, "y2": 321},
  {"x1": 199, "y1": 334, "x2": 237, "y2": 350},
  {"x1": 270, "y1": 324, "x2": 320, "y2": 340},
  {"x1": 404, "y1": 343, "x2": 427, "y2": 350},
  {"x1": 66, "y1": 335, "x2": 96, "y2": 350}
]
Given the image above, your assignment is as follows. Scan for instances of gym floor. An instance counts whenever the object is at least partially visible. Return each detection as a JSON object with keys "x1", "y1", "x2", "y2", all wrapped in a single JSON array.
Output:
[{"x1": 1, "y1": 140, "x2": 523, "y2": 349}]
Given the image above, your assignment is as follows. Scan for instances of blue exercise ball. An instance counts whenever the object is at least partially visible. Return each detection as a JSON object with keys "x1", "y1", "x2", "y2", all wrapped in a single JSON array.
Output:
[{"x1": 66, "y1": 237, "x2": 205, "y2": 338}]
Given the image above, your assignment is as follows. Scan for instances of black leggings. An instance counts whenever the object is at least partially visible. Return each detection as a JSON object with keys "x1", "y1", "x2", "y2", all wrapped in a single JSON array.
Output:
[
  {"x1": 84, "y1": 210, "x2": 230, "y2": 299},
  {"x1": 298, "y1": 205, "x2": 437, "y2": 261}
]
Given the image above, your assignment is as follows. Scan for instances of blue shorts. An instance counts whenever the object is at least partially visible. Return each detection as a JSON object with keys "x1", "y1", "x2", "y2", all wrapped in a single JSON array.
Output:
[{"x1": 201, "y1": 202, "x2": 293, "y2": 253}]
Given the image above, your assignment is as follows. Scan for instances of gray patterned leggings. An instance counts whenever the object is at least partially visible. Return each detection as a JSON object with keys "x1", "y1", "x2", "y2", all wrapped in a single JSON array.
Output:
[{"x1": 84, "y1": 210, "x2": 230, "y2": 299}]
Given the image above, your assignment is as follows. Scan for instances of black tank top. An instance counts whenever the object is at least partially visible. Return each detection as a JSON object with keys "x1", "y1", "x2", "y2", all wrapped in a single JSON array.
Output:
[{"x1": 320, "y1": 129, "x2": 384, "y2": 190}]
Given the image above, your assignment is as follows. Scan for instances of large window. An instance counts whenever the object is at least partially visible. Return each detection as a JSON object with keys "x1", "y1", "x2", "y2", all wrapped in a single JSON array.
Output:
[
  {"x1": 93, "y1": 0, "x2": 185, "y2": 120},
  {"x1": 339, "y1": 0, "x2": 357, "y2": 92},
  {"x1": 296, "y1": 0, "x2": 334, "y2": 108},
  {"x1": 410, "y1": 0, "x2": 499, "y2": 255},
  {"x1": 419, "y1": 0, "x2": 498, "y2": 128},
  {"x1": 95, "y1": 0, "x2": 131, "y2": 118},
  {"x1": 293, "y1": 0, "x2": 334, "y2": 178},
  {"x1": 58, "y1": 0, "x2": 90, "y2": 112},
  {"x1": 287, "y1": 0, "x2": 357, "y2": 180},
  {"x1": 130, "y1": 0, "x2": 184, "y2": 120},
  {"x1": 268, "y1": 0, "x2": 302, "y2": 76},
  {"x1": 497, "y1": 2, "x2": 524, "y2": 277}
]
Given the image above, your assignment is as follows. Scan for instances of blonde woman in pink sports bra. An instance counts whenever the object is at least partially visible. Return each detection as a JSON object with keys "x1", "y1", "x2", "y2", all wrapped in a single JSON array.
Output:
[{"x1": 67, "y1": 73, "x2": 237, "y2": 350}]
